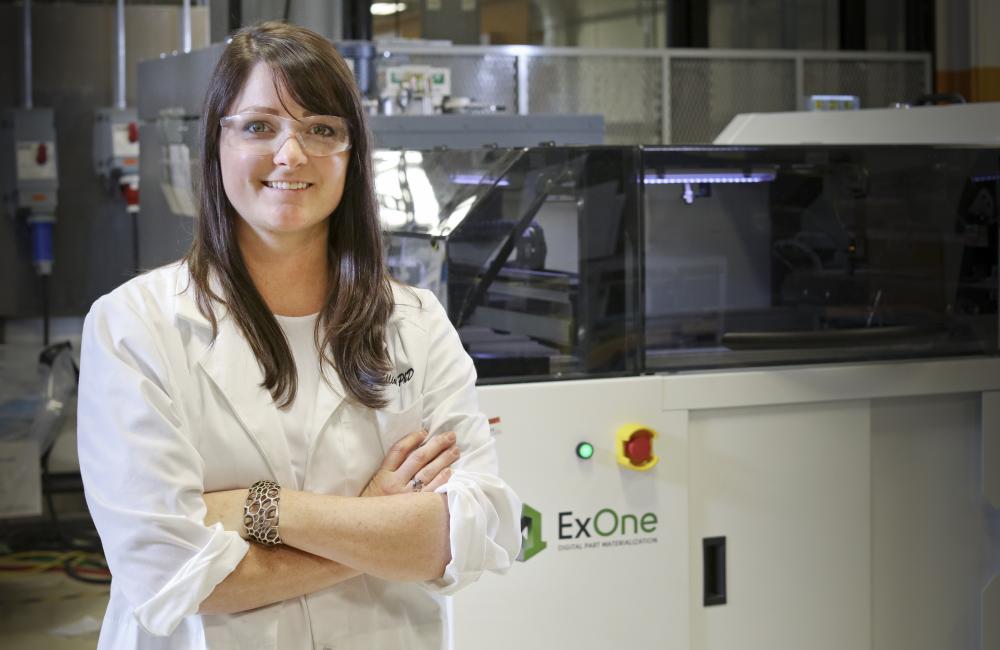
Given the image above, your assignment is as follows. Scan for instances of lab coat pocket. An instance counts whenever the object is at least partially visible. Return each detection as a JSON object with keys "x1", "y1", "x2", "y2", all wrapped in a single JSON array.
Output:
[{"x1": 375, "y1": 396, "x2": 425, "y2": 456}]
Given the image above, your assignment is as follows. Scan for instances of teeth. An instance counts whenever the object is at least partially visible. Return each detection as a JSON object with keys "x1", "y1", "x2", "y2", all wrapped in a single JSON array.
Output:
[{"x1": 265, "y1": 181, "x2": 309, "y2": 190}]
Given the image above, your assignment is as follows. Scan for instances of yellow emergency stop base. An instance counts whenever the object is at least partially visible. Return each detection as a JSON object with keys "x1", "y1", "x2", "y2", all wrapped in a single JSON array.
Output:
[{"x1": 615, "y1": 423, "x2": 660, "y2": 471}]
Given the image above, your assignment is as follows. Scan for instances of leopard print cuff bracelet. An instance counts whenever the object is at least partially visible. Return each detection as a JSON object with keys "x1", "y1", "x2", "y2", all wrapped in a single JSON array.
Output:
[{"x1": 243, "y1": 480, "x2": 282, "y2": 546}]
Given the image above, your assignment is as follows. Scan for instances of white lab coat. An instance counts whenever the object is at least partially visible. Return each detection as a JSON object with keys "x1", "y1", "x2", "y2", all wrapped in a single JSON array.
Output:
[{"x1": 77, "y1": 262, "x2": 521, "y2": 649}]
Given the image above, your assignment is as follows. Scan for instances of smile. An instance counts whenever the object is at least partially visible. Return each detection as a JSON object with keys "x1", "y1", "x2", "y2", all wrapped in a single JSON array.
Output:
[{"x1": 263, "y1": 181, "x2": 312, "y2": 190}]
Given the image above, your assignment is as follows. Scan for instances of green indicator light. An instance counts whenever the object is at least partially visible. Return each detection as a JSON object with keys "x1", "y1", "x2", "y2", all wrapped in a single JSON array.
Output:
[{"x1": 576, "y1": 442, "x2": 594, "y2": 460}]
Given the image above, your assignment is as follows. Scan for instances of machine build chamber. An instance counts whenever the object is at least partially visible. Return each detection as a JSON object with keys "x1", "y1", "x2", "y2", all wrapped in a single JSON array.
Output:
[
  {"x1": 379, "y1": 146, "x2": 643, "y2": 381},
  {"x1": 380, "y1": 144, "x2": 999, "y2": 378},
  {"x1": 642, "y1": 145, "x2": 999, "y2": 370}
]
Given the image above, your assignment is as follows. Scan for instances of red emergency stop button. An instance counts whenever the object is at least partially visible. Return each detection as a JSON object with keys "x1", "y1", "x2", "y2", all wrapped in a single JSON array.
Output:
[
  {"x1": 36, "y1": 143, "x2": 47, "y2": 165},
  {"x1": 128, "y1": 122, "x2": 139, "y2": 143},
  {"x1": 615, "y1": 424, "x2": 660, "y2": 471},
  {"x1": 625, "y1": 431, "x2": 653, "y2": 464}
]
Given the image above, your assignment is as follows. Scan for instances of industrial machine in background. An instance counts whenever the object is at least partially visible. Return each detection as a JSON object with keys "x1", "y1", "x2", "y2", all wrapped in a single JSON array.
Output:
[{"x1": 378, "y1": 143, "x2": 1000, "y2": 650}]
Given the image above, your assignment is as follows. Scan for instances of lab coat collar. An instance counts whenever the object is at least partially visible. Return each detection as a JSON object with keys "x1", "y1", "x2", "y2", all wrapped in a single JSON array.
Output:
[{"x1": 172, "y1": 263, "x2": 219, "y2": 331}]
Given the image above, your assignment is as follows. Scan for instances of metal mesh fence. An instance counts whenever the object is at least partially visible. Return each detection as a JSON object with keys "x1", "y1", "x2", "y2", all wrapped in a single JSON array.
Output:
[
  {"x1": 803, "y1": 59, "x2": 927, "y2": 109},
  {"x1": 669, "y1": 57, "x2": 797, "y2": 144},
  {"x1": 376, "y1": 52, "x2": 518, "y2": 111},
  {"x1": 525, "y1": 55, "x2": 663, "y2": 145}
]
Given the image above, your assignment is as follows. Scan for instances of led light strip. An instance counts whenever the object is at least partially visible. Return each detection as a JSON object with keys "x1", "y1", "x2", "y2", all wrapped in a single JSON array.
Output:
[
  {"x1": 644, "y1": 172, "x2": 777, "y2": 185},
  {"x1": 449, "y1": 174, "x2": 511, "y2": 186}
]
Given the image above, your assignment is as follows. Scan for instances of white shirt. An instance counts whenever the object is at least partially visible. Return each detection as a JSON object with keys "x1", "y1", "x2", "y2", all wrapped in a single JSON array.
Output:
[
  {"x1": 274, "y1": 312, "x2": 321, "y2": 488},
  {"x1": 273, "y1": 313, "x2": 321, "y2": 650},
  {"x1": 76, "y1": 262, "x2": 522, "y2": 649}
]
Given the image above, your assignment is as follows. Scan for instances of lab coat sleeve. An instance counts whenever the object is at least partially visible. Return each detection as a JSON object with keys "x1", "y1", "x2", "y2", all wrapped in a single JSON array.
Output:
[
  {"x1": 77, "y1": 294, "x2": 250, "y2": 636},
  {"x1": 417, "y1": 291, "x2": 522, "y2": 594}
]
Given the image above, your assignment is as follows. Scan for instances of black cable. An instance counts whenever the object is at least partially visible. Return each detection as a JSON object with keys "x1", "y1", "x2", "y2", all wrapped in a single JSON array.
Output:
[
  {"x1": 63, "y1": 554, "x2": 112, "y2": 585},
  {"x1": 40, "y1": 446, "x2": 67, "y2": 546},
  {"x1": 283, "y1": 0, "x2": 291, "y2": 21}
]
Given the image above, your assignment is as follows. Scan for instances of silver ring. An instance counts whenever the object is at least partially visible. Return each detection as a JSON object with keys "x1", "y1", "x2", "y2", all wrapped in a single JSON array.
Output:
[{"x1": 411, "y1": 478, "x2": 424, "y2": 492}]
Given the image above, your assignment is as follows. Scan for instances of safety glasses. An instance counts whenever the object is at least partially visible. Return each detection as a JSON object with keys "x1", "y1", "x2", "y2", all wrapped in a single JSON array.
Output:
[{"x1": 219, "y1": 112, "x2": 351, "y2": 157}]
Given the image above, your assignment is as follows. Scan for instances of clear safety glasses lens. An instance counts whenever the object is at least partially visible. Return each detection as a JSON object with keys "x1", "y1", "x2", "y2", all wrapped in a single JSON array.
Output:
[{"x1": 220, "y1": 112, "x2": 351, "y2": 157}]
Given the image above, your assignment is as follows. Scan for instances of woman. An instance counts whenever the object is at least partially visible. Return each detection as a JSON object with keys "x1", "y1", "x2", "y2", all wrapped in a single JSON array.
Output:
[{"x1": 77, "y1": 22, "x2": 521, "y2": 649}]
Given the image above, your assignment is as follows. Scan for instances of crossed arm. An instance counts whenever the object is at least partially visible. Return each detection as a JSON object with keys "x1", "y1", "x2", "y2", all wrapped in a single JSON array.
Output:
[{"x1": 198, "y1": 428, "x2": 458, "y2": 615}]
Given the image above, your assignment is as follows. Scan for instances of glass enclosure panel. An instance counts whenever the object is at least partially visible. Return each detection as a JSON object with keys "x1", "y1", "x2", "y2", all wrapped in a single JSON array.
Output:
[
  {"x1": 381, "y1": 146, "x2": 642, "y2": 382},
  {"x1": 642, "y1": 145, "x2": 1000, "y2": 371},
  {"x1": 374, "y1": 148, "x2": 523, "y2": 238}
]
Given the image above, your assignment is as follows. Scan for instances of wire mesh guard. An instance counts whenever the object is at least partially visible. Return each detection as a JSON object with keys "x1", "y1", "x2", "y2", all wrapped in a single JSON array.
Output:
[
  {"x1": 803, "y1": 59, "x2": 927, "y2": 108},
  {"x1": 670, "y1": 57, "x2": 797, "y2": 144},
  {"x1": 526, "y1": 55, "x2": 663, "y2": 145}
]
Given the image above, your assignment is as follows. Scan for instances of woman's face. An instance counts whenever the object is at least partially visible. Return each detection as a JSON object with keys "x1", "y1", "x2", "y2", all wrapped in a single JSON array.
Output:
[{"x1": 220, "y1": 62, "x2": 350, "y2": 244}]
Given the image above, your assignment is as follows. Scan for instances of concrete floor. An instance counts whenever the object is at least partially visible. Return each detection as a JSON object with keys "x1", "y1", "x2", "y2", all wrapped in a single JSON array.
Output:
[{"x1": 0, "y1": 570, "x2": 109, "y2": 649}]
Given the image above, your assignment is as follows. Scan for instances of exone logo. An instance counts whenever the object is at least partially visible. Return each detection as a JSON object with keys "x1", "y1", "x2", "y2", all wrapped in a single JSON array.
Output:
[
  {"x1": 518, "y1": 504, "x2": 546, "y2": 562},
  {"x1": 517, "y1": 503, "x2": 659, "y2": 561}
]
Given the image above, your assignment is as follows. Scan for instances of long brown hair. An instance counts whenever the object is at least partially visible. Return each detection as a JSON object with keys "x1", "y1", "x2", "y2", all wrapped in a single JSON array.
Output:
[{"x1": 185, "y1": 21, "x2": 393, "y2": 409}]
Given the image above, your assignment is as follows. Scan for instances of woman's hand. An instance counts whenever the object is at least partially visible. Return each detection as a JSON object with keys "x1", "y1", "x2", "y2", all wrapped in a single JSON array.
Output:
[{"x1": 361, "y1": 429, "x2": 459, "y2": 497}]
